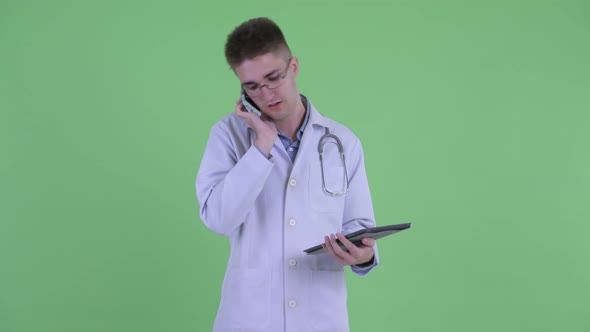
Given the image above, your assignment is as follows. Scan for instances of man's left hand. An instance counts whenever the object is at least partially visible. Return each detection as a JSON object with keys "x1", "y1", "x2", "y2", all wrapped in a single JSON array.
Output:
[{"x1": 322, "y1": 233, "x2": 375, "y2": 266}]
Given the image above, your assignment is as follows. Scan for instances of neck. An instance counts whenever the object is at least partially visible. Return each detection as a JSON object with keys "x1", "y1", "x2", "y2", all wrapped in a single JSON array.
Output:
[{"x1": 275, "y1": 96, "x2": 307, "y2": 141}]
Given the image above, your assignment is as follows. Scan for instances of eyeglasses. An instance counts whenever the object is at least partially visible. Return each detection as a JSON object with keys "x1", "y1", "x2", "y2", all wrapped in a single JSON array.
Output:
[{"x1": 240, "y1": 58, "x2": 292, "y2": 97}]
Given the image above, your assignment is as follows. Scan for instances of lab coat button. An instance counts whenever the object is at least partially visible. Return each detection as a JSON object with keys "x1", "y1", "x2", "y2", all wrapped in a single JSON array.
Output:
[
  {"x1": 288, "y1": 259, "x2": 297, "y2": 267},
  {"x1": 288, "y1": 300, "x2": 297, "y2": 308},
  {"x1": 289, "y1": 179, "x2": 297, "y2": 187},
  {"x1": 288, "y1": 219, "x2": 296, "y2": 226}
]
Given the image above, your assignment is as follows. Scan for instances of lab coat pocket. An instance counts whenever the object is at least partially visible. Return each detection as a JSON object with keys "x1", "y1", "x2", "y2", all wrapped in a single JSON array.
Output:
[
  {"x1": 217, "y1": 268, "x2": 270, "y2": 330},
  {"x1": 309, "y1": 164, "x2": 346, "y2": 213},
  {"x1": 309, "y1": 269, "x2": 348, "y2": 331}
]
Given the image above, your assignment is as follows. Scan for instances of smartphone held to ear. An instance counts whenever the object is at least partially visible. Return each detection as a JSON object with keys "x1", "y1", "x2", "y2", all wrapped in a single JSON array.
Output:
[{"x1": 241, "y1": 89, "x2": 262, "y2": 117}]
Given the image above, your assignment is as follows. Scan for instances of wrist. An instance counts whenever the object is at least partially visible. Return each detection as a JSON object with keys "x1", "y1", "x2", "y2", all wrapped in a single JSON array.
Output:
[
  {"x1": 254, "y1": 139, "x2": 273, "y2": 155},
  {"x1": 355, "y1": 255, "x2": 374, "y2": 268}
]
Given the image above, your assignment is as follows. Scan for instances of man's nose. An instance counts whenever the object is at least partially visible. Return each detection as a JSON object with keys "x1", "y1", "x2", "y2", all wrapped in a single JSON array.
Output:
[{"x1": 259, "y1": 85, "x2": 275, "y2": 101}]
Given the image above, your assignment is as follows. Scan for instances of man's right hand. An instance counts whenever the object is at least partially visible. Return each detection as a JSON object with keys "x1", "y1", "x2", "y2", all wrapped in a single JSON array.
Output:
[{"x1": 235, "y1": 99, "x2": 278, "y2": 155}]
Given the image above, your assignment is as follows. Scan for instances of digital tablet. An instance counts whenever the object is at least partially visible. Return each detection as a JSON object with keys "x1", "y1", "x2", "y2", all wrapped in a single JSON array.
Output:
[{"x1": 303, "y1": 223, "x2": 411, "y2": 255}]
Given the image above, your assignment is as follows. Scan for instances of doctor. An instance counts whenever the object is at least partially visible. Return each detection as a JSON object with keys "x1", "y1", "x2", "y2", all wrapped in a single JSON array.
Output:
[{"x1": 196, "y1": 17, "x2": 380, "y2": 332}]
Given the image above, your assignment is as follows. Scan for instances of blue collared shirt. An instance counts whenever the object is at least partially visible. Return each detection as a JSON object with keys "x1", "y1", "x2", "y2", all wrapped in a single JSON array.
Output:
[{"x1": 277, "y1": 98, "x2": 311, "y2": 162}]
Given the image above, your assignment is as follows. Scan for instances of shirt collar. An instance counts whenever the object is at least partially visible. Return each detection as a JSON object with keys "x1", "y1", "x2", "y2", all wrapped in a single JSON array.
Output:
[{"x1": 276, "y1": 94, "x2": 311, "y2": 141}]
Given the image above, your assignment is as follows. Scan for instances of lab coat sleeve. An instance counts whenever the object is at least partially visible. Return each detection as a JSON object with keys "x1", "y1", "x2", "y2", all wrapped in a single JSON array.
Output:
[
  {"x1": 341, "y1": 137, "x2": 380, "y2": 276},
  {"x1": 195, "y1": 121, "x2": 274, "y2": 236}
]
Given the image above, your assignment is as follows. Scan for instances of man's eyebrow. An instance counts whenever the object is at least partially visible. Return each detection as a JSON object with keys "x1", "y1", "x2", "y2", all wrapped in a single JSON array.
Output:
[
  {"x1": 264, "y1": 69, "x2": 280, "y2": 78},
  {"x1": 241, "y1": 68, "x2": 280, "y2": 85}
]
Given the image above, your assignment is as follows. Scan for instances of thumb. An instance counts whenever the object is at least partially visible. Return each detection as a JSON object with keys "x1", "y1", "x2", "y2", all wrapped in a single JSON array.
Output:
[{"x1": 362, "y1": 238, "x2": 375, "y2": 247}]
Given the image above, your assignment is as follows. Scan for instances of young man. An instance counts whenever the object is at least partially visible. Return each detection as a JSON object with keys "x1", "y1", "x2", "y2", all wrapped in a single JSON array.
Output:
[{"x1": 196, "y1": 17, "x2": 379, "y2": 332}]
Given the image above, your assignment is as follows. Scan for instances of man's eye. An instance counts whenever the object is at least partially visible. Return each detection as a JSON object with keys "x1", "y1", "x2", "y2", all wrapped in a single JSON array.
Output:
[
  {"x1": 245, "y1": 85, "x2": 259, "y2": 91},
  {"x1": 268, "y1": 76, "x2": 280, "y2": 82}
]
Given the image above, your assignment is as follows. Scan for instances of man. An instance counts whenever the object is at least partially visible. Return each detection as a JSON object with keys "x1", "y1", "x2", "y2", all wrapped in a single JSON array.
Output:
[{"x1": 195, "y1": 17, "x2": 379, "y2": 332}]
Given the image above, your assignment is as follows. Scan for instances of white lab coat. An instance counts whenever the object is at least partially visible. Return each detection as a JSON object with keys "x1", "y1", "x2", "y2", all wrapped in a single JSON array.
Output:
[{"x1": 196, "y1": 98, "x2": 379, "y2": 332}]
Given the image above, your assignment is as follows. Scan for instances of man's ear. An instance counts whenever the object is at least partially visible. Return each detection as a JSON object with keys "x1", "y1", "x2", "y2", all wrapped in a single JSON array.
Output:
[{"x1": 291, "y1": 56, "x2": 300, "y2": 77}]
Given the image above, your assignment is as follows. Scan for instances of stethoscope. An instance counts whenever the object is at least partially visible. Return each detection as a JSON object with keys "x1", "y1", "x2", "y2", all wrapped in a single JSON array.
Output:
[{"x1": 318, "y1": 128, "x2": 350, "y2": 196}]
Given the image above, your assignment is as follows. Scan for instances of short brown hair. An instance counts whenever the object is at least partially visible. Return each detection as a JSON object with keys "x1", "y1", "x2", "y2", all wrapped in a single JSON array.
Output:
[{"x1": 224, "y1": 17, "x2": 292, "y2": 69}]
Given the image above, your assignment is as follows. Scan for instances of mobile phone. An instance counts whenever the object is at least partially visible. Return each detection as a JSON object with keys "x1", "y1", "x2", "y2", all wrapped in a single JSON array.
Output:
[{"x1": 240, "y1": 89, "x2": 262, "y2": 117}]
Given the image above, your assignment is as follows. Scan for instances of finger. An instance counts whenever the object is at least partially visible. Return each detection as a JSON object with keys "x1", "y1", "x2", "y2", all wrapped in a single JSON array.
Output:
[
  {"x1": 323, "y1": 237, "x2": 347, "y2": 265},
  {"x1": 329, "y1": 234, "x2": 355, "y2": 264},
  {"x1": 236, "y1": 103, "x2": 263, "y2": 125},
  {"x1": 235, "y1": 98, "x2": 256, "y2": 118},
  {"x1": 361, "y1": 237, "x2": 376, "y2": 247},
  {"x1": 323, "y1": 236, "x2": 337, "y2": 257},
  {"x1": 235, "y1": 100, "x2": 248, "y2": 119},
  {"x1": 234, "y1": 99, "x2": 245, "y2": 113},
  {"x1": 335, "y1": 233, "x2": 362, "y2": 257}
]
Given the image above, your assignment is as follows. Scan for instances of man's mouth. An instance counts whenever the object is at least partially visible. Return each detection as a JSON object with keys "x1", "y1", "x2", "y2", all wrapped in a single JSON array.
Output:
[{"x1": 268, "y1": 101, "x2": 282, "y2": 109}]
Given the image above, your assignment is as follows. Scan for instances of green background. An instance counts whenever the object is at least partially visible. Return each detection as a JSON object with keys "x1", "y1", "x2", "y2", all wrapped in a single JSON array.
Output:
[{"x1": 1, "y1": 0, "x2": 589, "y2": 331}]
